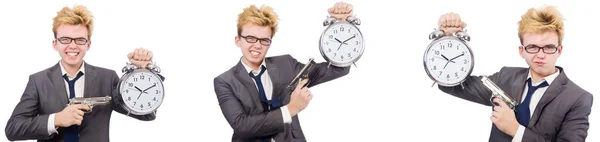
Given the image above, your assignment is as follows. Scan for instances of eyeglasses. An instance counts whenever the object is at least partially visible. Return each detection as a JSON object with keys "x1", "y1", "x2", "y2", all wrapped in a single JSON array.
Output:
[
  {"x1": 522, "y1": 44, "x2": 559, "y2": 54},
  {"x1": 56, "y1": 37, "x2": 88, "y2": 45},
  {"x1": 239, "y1": 35, "x2": 272, "y2": 46}
]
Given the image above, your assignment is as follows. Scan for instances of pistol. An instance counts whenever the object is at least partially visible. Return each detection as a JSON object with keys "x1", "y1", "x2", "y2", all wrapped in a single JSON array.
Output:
[
  {"x1": 69, "y1": 96, "x2": 112, "y2": 113},
  {"x1": 481, "y1": 76, "x2": 517, "y2": 110},
  {"x1": 287, "y1": 58, "x2": 316, "y2": 90}
]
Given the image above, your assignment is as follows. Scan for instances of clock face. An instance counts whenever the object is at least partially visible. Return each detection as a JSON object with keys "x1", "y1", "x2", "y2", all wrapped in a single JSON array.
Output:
[
  {"x1": 424, "y1": 37, "x2": 474, "y2": 86},
  {"x1": 119, "y1": 70, "x2": 164, "y2": 115},
  {"x1": 320, "y1": 22, "x2": 364, "y2": 66}
]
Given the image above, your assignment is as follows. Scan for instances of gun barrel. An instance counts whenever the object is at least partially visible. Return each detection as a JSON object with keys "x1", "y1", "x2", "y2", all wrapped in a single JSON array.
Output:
[{"x1": 287, "y1": 58, "x2": 315, "y2": 89}]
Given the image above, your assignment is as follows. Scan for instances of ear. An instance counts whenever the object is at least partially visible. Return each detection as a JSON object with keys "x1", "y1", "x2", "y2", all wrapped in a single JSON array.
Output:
[
  {"x1": 86, "y1": 40, "x2": 92, "y2": 51},
  {"x1": 52, "y1": 39, "x2": 58, "y2": 51},
  {"x1": 235, "y1": 36, "x2": 241, "y2": 47},
  {"x1": 518, "y1": 45, "x2": 525, "y2": 58}
]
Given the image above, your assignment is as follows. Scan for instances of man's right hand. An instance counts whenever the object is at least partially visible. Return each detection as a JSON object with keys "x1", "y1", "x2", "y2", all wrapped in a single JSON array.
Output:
[
  {"x1": 287, "y1": 79, "x2": 313, "y2": 117},
  {"x1": 54, "y1": 104, "x2": 91, "y2": 127},
  {"x1": 439, "y1": 12, "x2": 467, "y2": 36}
]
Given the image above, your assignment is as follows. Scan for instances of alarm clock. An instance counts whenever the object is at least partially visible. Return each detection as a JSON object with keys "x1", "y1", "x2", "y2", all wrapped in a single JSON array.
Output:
[
  {"x1": 319, "y1": 15, "x2": 365, "y2": 67},
  {"x1": 423, "y1": 29, "x2": 474, "y2": 87},
  {"x1": 118, "y1": 62, "x2": 165, "y2": 115}
]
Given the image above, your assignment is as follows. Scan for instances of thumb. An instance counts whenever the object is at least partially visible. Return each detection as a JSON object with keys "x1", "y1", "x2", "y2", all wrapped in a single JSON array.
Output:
[{"x1": 127, "y1": 52, "x2": 135, "y2": 59}]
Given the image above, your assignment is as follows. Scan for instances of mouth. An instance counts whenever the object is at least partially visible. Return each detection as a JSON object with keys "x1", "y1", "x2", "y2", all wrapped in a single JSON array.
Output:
[
  {"x1": 249, "y1": 50, "x2": 261, "y2": 57},
  {"x1": 534, "y1": 61, "x2": 545, "y2": 66},
  {"x1": 66, "y1": 51, "x2": 80, "y2": 57}
]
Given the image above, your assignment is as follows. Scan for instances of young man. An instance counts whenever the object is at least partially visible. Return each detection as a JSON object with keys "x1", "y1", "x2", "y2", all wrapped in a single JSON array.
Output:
[
  {"x1": 5, "y1": 5, "x2": 162, "y2": 142},
  {"x1": 436, "y1": 6, "x2": 593, "y2": 142},
  {"x1": 213, "y1": 2, "x2": 354, "y2": 142}
]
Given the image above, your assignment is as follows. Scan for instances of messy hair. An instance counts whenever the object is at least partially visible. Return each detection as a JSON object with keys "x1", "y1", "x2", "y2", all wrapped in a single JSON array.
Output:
[
  {"x1": 236, "y1": 5, "x2": 279, "y2": 37},
  {"x1": 52, "y1": 5, "x2": 95, "y2": 39},
  {"x1": 518, "y1": 5, "x2": 564, "y2": 45}
]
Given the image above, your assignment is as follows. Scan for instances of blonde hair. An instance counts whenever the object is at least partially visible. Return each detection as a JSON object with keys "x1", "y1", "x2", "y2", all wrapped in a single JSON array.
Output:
[
  {"x1": 518, "y1": 5, "x2": 564, "y2": 45},
  {"x1": 236, "y1": 5, "x2": 279, "y2": 37},
  {"x1": 52, "y1": 5, "x2": 95, "y2": 39}
]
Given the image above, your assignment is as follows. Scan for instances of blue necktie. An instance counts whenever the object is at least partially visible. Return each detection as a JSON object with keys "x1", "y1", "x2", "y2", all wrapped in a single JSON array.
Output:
[
  {"x1": 63, "y1": 71, "x2": 84, "y2": 142},
  {"x1": 516, "y1": 78, "x2": 548, "y2": 127},
  {"x1": 248, "y1": 65, "x2": 281, "y2": 142}
]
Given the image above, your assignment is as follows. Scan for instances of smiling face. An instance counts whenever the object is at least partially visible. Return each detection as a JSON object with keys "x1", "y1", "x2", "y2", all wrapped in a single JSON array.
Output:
[
  {"x1": 53, "y1": 24, "x2": 90, "y2": 67},
  {"x1": 235, "y1": 24, "x2": 272, "y2": 69},
  {"x1": 519, "y1": 31, "x2": 561, "y2": 77}
]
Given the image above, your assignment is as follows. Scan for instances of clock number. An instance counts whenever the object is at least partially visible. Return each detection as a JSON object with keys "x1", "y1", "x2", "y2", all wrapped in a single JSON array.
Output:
[
  {"x1": 155, "y1": 90, "x2": 159, "y2": 94},
  {"x1": 127, "y1": 96, "x2": 131, "y2": 101},
  {"x1": 353, "y1": 48, "x2": 357, "y2": 52},
  {"x1": 148, "y1": 102, "x2": 151, "y2": 107},
  {"x1": 125, "y1": 89, "x2": 129, "y2": 93},
  {"x1": 440, "y1": 45, "x2": 445, "y2": 50},
  {"x1": 140, "y1": 104, "x2": 144, "y2": 108},
  {"x1": 435, "y1": 51, "x2": 440, "y2": 55},
  {"x1": 133, "y1": 102, "x2": 137, "y2": 106},
  {"x1": 341, "y1": 55, "x2": 344, "y2": 60},
  {"x1": 461, "y1": 67, "x2": 465, "y2": 71},
  {"x1": 439, "y1": 71, "x2": 442, "y2": 75},
  {"x1": 348, "y1": 28, "x2": 351, "y2": 33},
  {"x1": 325, "y1": 41, "x2": 329, "y2": 45},
  {"x1": 133, "y1": 78, "x2": 138, "y2": 82},
  {"x1": 153, "y1": 97, "x2": 157, "y2": 101},
  {"x1": 464, "y1": 59, "x2": 468, "y2": 64},
  {"x1": 455, "y1": 72, "x2": 458, "y2": 77},
  {"x1": 462, "y1": 51, "x2": 465, "y2": 55},
  {"x1": 329, "y1": 35, "x2": 333, "y2": 39},
  {"x1": 433, "y1": 66, "x2": 437, "y2": 70},
  {"x1": 446, "y1": 74, "x2": 450, "y2": 78},
  {"x1": 347, "y1": 53, "x2": 351, "y2": 58},
  {"x1": 140, "y1": 75, "x2": 145, "y2": 80},
  {"x1": 448, "y1": 43, "x2": 453, "y2": 48},
  {"x1": 328, "y1": 48, "x2": 332, "y2": 52},
  {"x1": 340, "y1": 26, "x2": 344, "y2": 32},
  {"x1": 355, "y1": 41, "x2": 359, "y2": 45},
  {"x1": 333, "y1": 30, "x2": 338, "y2": 34},
  {"x1": 334, "y1": 53, "x2": 337, "y2": 57},
  {"x1": 128, "y1": 83, "x2": 133, "y2": 87}
]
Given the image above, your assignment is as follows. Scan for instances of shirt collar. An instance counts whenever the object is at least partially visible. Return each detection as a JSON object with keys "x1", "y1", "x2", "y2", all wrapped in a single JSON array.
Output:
[
  {"x1": 527, "y1": 68, "x2": 560, "y2": 85},
  {"x1": 240, "y1": 58, "x2": 266, "y2": 75},
  {"x1": 59, "y1": 60, "x2": 86, "y2": 77}
]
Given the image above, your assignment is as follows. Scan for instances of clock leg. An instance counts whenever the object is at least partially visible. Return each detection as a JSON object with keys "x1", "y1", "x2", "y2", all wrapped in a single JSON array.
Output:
[{"x1": 353, "y1": 62, "x2": 358, "y2": 67}]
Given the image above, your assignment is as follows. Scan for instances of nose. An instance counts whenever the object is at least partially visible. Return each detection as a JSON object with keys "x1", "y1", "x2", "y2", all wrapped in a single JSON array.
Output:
[
  {"x1": 252, "y1": 41, "x2": 263, "y2": 49},
  {"x1": 535, "y1": 50, "x2": 546, "y2": 59}
]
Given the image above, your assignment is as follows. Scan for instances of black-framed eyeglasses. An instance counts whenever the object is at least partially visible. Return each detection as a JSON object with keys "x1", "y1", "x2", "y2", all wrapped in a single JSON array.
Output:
[
  {"x1": 56, "y1": 37, "x2": 88, "y2": 45},
  {"x1": 240, "y1": 35, "x2": 272, "y2": 46},
  {"x1": 522, "y1": 44, "x2": 559, "y2": 54}
]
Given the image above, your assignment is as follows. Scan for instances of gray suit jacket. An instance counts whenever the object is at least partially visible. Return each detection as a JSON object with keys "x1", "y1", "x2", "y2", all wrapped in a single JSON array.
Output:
[
  {"x1": 439, "y1": 66, "x2": 593, "y2": 142},
  {"x1": 213, "y1": 54, "x2": 350, "y2": 142},
  {"x1": 5, "y1": 62, "x2": 157, "y2": 142}
]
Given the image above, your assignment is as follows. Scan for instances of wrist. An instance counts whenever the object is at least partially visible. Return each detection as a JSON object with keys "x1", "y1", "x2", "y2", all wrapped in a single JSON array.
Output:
[
  {"x1": 508, "y1": 121, "x2": 520, "y2": 137},
  {"x1": 286, "y1": 105, "x2": 298, "y2": 117}
]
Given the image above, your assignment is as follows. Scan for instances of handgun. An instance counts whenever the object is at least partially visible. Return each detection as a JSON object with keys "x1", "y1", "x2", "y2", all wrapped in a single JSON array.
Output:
[
  {"x1": 287, "y1": 57, "x2": 316, "y2": 90},
  {"x1": 69, "y1": 96, "x2": 112, "y2": 113},
  {"x1": 481, "y1": 76, "x2": 517, "y2": 110}
]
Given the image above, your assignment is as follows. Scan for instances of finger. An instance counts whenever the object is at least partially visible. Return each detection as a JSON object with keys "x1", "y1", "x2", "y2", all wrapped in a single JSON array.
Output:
[
  {"x1": 492, "y1": 111, "x2": 500, "y2": 118},
  {"x1": 136, "y1": 48, "x2": 143, "y2": 60},
  {"x1": 74, "y1": 113, "x2": 83, "y2": 120},
  {"x1": 490, "y1": 116, "x2": 498, "y2": 123},
  {"x1": 346, "y1": 4, "x2": 353, "y2": 14},
  {"x1": 147, "y1": 51, "x2": 153, "y2": 61},
  {"x1": 493, "y1": 98, "x2": 507, "y2": 108},
  {"x1": 455, "y1": 14, "x2": 462, "y2": 27},
  {"x1": 448, "y1": 13, "x2": 457, "y2": 27},
  {"x1": 295, "y1": 79, "x2": 308, "y2": 91},
  {"x1": 127, "y1": 52, "x2": 135, "y2": 59},
  {"x1": 461, "y1": 22, "x2": 467, "y2": 28}
]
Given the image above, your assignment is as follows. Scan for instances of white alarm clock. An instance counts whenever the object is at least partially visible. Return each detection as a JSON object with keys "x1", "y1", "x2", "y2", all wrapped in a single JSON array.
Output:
[
  {"x1": 118, "y1": 62, "x2": 165, "y2": 115},
  {"x1": 319, "y1": 16, "x2": 365, "y2": 67},
  {"x1": 423, "y1": 29, "x2": 474, "y2": 87}
]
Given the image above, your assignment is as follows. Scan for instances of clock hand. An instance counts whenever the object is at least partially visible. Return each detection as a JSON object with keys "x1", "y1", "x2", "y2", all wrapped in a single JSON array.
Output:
[
  {"x1": 449, "y1": 53, "x2": 465, "y2": 62},
  {"x1": 441, "y1": 54, "x2": 450, "y2": 61},
  {"x1": 136, "y1": 92, "x2": 143, "y2": 100},
  {"x1": 337, "y1": 42, "x2": 344, "y2": 51},
  {"x1": 342, "y1": 35, "x2": 356, "y2": 43},
  {"x1": 434, "y1": 56, "x2": 455, "y2": 63},
  {"x1": 330, "y1": 40, "x2": 348, "y2": 45},
  {"x1": 443, "y1": 61, "x2": 451, "y2": 69},
  {"x1": 142, "y1": 84, "x2": 156, "y2": 93},
  {"x1": 334, "y1": 38, "x2": 343, "y2": 43}
]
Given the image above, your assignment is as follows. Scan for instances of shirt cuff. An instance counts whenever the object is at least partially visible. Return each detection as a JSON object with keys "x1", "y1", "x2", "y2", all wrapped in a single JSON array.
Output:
[
  {"x1": 47, "y1": 113, "x2": 58, "y2": 135},
  {"x1": 280, "y1": 106, "x2": 292, "y2": 124},
  {"x1": 511, "y1": 125, "x2": 526, "y2": 142}
]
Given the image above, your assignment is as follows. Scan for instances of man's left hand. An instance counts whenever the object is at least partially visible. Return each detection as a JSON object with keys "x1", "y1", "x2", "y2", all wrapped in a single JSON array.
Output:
[
  {"x1": 490, "y1": 98, "x2": 520, "y2": 137},
  {"x1": 128, "y1": 48, "x2": 153, "y2": 68}
]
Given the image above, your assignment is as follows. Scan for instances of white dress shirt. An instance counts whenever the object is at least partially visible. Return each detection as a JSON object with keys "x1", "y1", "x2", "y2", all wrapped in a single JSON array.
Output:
[
  {"x1": 47, "y1": 61, "x2": 86, "y2": 135},
  {"x1": 241, "y1": 59, "x2": 292, "y2": 142},
  {"x1": 512, "y1": 69, "x2": 560, "y2": 142}
]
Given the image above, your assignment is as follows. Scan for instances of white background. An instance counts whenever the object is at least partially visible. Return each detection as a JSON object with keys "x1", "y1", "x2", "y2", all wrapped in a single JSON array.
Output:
[{"x1": 0, "y1": 0, "x2": 597, "y2": 141}]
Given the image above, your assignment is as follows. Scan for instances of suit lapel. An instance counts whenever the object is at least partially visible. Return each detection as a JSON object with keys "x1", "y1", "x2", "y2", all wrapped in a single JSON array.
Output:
[
  {"x1": 50, "y1": 63, "x2": 69, "y2": 107},
  {"x1": 234, "y1": 61, "x2": 261, "y2": 104},
  {"x1": 265, "y1": 58, "x2": 284, "y2": 100},
  {"x1": 511, "y1": 69, "x2": 528, "y2": 105},
  {"x1": 528, "y1": 67, "x2": 567, "y2": 127},
  {"x1": 84, "y1": 63, "x2": 97, "y2": 98}
]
